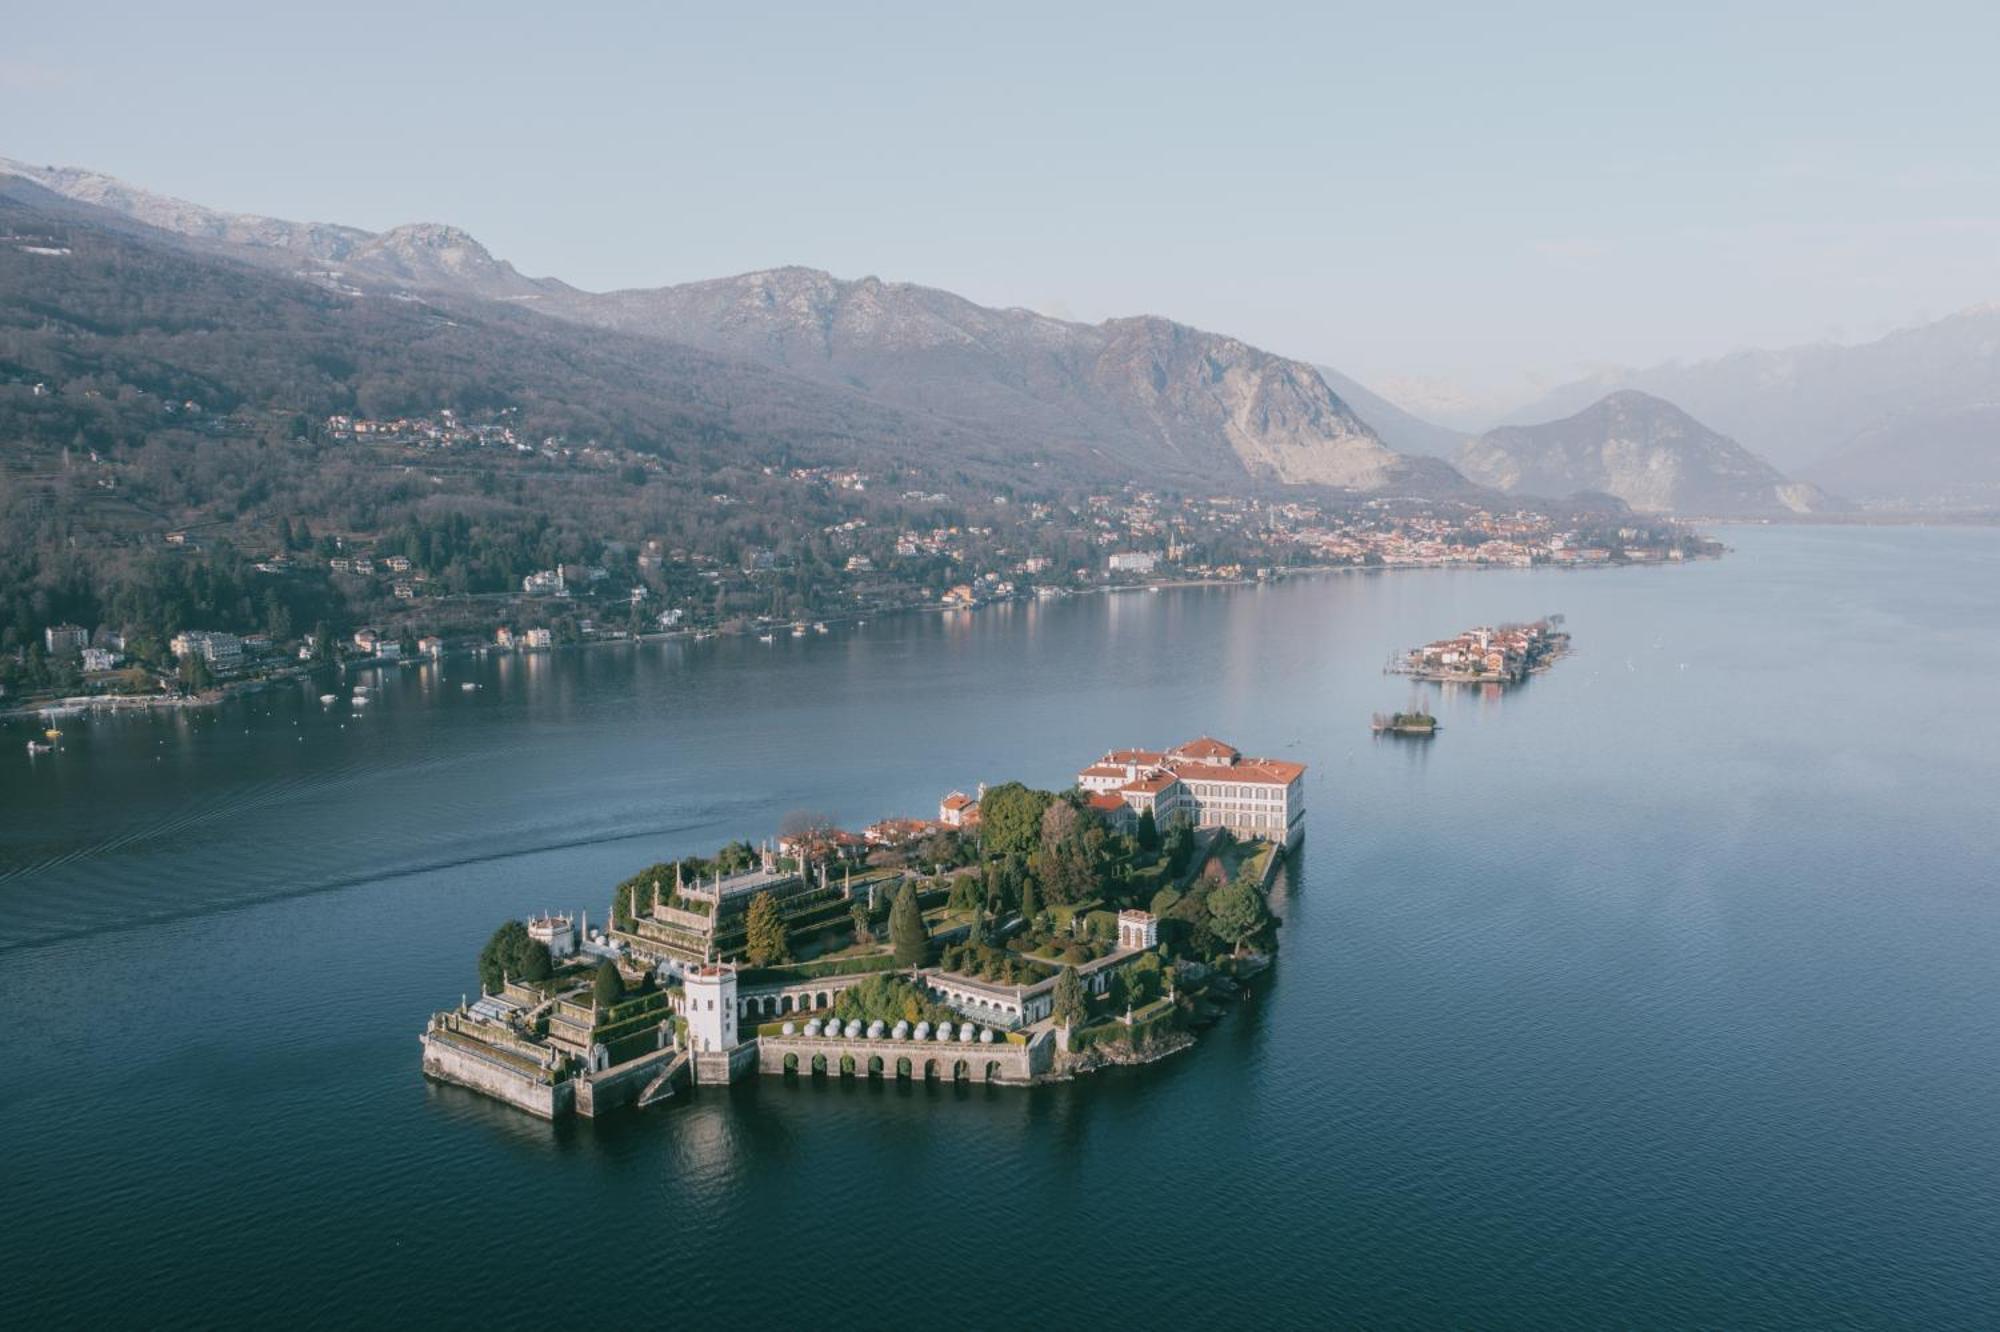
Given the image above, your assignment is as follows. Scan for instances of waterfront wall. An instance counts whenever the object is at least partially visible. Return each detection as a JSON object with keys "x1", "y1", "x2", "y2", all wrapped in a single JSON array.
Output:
[
  {"x1": 756, "y1": 1032, "x2": 1050, "y2": 1084},
  {"x1": 421, "y1": 1034, "x2": 571, "y2": 1120},
  {"x1": 692, "y1": 1042, "x2": 760, "y2": 1086},
  {"x1": 575, "y1": 1046, "x2": 680, "y2": 1117},
  {"x1": 1260, "y1": 839, "x2": 1291, "y2": 890}
]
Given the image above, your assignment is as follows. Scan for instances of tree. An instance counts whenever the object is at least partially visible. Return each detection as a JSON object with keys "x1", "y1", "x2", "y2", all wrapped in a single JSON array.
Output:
[
  {"x1": 780, "y1": 809, "x2": 836, "y2": 841},
  {"x1": 1135, "y1": 806, "x2": 1160, "y2": 854},
  {"x1": 1163, "y1": 817, "x2": 1196, "y2": 875},
  {"x1": 1040, "y1": 799, "x2": 1079, "y2": 863},
  {"x1": 979, "y1": 782, "x2": 1054, "y2": 860},
  {"x1": 744, "y1": 890, "x2": 788, "y2": 966},
  {"x1": 889, "y1": 881, "x2": 928, "y2": 966},
  {"x1": 1019, "y1": 876, "x2": 1040, "y2": 924},
  {"x1": 1207, "y1": 879, "x2": 1269, "y2": 956},
  {"x1": 1053, "y1": 966, "x2": 1085, "y2": 1028},
  {"x1": 477, "y1": 920, "x2": 552, "y2": 994},
  {"x1": 849, "y1": 901, "x2": 873, "y2": 945},
  {"x1": 593, "y1": 958, "x2": 625, "y2": 1007}
]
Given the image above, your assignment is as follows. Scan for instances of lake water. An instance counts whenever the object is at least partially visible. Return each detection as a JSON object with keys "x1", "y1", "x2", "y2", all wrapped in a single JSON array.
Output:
[{"x1": 3, "y1": 525, "x2": 1997, "y2": 1328}]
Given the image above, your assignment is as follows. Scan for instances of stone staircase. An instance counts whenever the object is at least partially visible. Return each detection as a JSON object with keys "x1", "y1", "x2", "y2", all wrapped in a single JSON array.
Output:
[{"x1": 637, "y1": 1051, "x2": 690, "y2": 1107}]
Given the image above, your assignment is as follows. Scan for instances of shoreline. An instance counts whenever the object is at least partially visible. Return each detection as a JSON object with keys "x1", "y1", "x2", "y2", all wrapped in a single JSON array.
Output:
[{"x1": 3, "y1": 551, "x2": 1692, "y2": 721}]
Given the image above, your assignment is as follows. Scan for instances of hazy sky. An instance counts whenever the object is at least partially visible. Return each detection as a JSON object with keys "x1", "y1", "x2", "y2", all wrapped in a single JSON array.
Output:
[{"x1": 9, "y1": 1, "x2": 2000, "y2": 409}]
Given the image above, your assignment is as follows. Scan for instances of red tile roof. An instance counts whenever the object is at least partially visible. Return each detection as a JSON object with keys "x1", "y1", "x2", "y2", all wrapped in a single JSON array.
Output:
[
  {"x1": 1171, "y1": 759, "x2": 1305, "y2": 785},
  {"x1": 1104, "y1": 748, "x2": 1166, "y2": 766}
]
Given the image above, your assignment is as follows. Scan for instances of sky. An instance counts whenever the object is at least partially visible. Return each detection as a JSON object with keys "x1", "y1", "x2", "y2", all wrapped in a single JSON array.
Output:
[{"x1": 8, "y1": 0, "x2": 2000, "y2": 417}]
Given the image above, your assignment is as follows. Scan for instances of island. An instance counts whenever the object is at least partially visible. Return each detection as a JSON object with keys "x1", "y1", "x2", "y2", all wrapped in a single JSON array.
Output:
[
  {"x1": 1371, "y1": 709, "x2": 1438, "y2": 736},
  {"x1": 420, "y1": 737, "x2": 1304, "y2": 1119},
  {"x1": 1390, "y1": 615, "x2": 1571, "y2": 685}
]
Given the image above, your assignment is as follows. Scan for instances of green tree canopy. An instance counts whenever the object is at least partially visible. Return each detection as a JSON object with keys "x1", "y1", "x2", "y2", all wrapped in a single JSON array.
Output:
[
  {"x1": 477, "y1": 919, "x2": 553, "y2": 994},
  {"x1": 889, "y1": 881, "x2": 928, "y2": 966},
  {"x1": 744, "y1": 890, "x2": 789, "y2": 966},
  {"x1": 979, "y1": 782, "x2": 1055, "y2": 860},
  {"x1": 593, "y1": 957, "x2": 625, "y2": 1007},
  {"x1": 1053, "y1": 965, "x2": 1086, "y2": 1028},
  {"x1": 832, "y1": 973, "x2": 953, "y2": 1027},
  {"x1": 1038, "y1": 799, "x2": 1107, "y2": 906},
  {"x1": 1135, "y1": 806, "x2": 1160, "y2": 854},
  {"x1": 1207, "y1": 879, "x2": 1269, "y2": 955},
  {"x1": 1163, "y1": 818, "x2": 1196, "y2": 875}
]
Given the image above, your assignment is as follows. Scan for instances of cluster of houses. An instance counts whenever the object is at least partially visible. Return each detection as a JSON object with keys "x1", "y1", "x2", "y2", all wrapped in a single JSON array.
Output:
[
  {"x1": 493, "y1": 626, "x2": 556, "y2": 651},
  {"x1": 1399, "y1": 618, "x2": 1569, "y2": 684},
  {"x1": 44, "y1": 624, "x2": 126, "y2": 673},
  {"x1": 169, "y1": 629, "x2": 244, "y2": 672}
]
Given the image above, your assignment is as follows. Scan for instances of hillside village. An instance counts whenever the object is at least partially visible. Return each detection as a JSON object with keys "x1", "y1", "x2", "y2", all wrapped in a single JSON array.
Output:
[{"x1": 4, "y1": 399, "x2": 1710, "y2": 705}]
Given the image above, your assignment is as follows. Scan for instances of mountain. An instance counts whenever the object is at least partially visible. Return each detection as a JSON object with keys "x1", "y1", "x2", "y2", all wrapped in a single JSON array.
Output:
[
  {"x1": 4, "y1": 156, "x2": 1465, "y2": 495},
  {"x1": 340, "y1": 223, "x2": 567, "y2": 302},
  {"x1": 1507, "y1": 309, "x2": 2000, "y2": 501},
  {"x1": 0, "y1": 156, "x2": 371, "y2": 262},
  {"x1": 1459, "y1": 390, "x2": 1840, "y2": 515},
  {"x1": 0, "y1": 173, "x2": 1024, "y2": 481},
  {"x1": 536, "y1": 268, "x2": 1451, "y2": 491},
  {"x1": 1807, "y1": 404, "x2": 2000, "y2": 509},
  {"x1": 1315, "y1": 365, "x2": 1468, "y2": 457}
]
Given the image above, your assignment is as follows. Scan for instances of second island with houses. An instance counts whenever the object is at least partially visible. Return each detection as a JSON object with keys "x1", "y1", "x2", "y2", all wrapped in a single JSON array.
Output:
[{"x1": 421, "y1": 736, "x2": 1305, "y2": 1119}]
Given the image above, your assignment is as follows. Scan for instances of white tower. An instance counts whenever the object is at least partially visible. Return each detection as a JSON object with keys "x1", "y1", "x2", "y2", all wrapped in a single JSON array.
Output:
[{"x1": 684, "y1": 963, "x2": 739, "y2": 1053}]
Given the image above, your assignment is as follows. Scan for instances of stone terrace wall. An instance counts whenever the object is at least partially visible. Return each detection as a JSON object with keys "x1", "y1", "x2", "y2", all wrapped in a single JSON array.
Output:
[{"x1": 421, "y1": 1033, "x2": 571, "y2": 1120}]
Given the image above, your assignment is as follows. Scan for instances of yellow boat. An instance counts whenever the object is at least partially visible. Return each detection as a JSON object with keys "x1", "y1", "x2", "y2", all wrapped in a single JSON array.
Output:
[{"x1": 44, "y1": 728, "x2": 63, "y2": 740}]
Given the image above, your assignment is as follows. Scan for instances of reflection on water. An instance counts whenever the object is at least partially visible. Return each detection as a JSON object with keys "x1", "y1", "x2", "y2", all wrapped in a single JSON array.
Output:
[{"x1": 3, "y1": 526, "x2": 1999, "y2": 1327}]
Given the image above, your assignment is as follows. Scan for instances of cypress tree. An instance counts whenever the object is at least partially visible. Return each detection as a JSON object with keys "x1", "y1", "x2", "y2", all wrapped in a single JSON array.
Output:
[{"x1": 889, "y1": 882, "x2": 927, "y2": 966}]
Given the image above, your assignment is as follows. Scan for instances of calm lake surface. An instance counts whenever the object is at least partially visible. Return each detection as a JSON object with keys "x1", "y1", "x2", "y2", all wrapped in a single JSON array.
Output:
[{"x1": 3, "y1": 525, "x2": 1997, "y2": 1328}]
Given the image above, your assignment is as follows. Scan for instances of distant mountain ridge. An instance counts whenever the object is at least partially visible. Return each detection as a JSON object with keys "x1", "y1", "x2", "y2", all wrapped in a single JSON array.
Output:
[
  {"x1": 537, "y1": 266, "x2": 1451, "y2": 489},
  {"x1": 1314, "y1": 365, "x2": 1469, "y2": 457},
  {"x1": 1460, "y1": 390, "x2": 1840, "y2": 516},
  {"x1": 1506, "y1": 310, "x2": 2000, "y2": 506},
  {"x1": 0, "y1": 155, "x2": 1462, "y2": 495}
]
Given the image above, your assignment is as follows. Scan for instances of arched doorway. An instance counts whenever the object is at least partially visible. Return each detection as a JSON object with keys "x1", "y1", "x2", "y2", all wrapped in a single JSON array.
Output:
[
  {"x1": 984, "y1": 1061, "x2": 1002, "y2": 1083},
  {"x1": 924, "y1": 1059, "x2": 940, "y2": 1081},
  {"x1": 782, "y1": 1052, "x2": 798, "y2": 1074},
  {"x1": 953, "y1": 1059, "x2": 969, "y2": 1082},
  {"x1": 867, "y1": 1055, "x2": 885, "y2": 1079},
  {"x1": 895, "y1": 1057, "x2": 912, "y2": 1080},
  {"x1": 839, "y1": 1054, "x2": 856, "y2": 1077},
  {"x1": 811, "y1": 1053, "x2": 827, "y2": 1076}
]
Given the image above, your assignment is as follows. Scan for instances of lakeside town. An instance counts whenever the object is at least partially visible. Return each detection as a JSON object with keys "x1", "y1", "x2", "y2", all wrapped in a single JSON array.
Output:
[
  {"x1": 421, "y1": 737, "x2": 1305, "y2": 1116},
  {"x1": 4, "y1": 416, "x2": 1711, "y2": 715}
]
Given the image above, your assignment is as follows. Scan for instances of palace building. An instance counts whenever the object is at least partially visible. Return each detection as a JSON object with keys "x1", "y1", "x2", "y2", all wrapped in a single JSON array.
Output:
[{"x1": 1078, "y1": 737, "x2": 1306, "y2": 846}]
